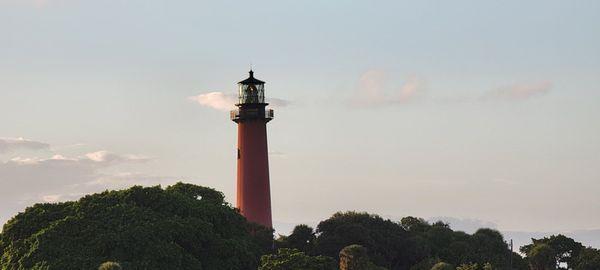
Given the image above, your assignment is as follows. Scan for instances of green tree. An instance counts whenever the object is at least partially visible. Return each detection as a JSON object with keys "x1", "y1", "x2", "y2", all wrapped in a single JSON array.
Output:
[
  {"x1": 527, "y1": 243, "x2": 557, "y2": 270},
  {"x1": 430, "y1": 262, "x2": 453, "y2": 270},
  {"x1": 469, "y1": 229, "x2": 509, "y2": 268},
  {"x1": 0, "y1": 183, "x2": 271, "y2": 270},
  {"x1": 339, "y1": 245, "x2": 388, "y2": 270},
  {"x1": 98, "y1": 261, "x2": 122, "y2": 270},
  {"x1": 521, "y1": 234, "x2": 583, "y2": 270},
  {"x1": 400, "y1": 217, "x2": 430, "y2": 233},
  {"x1": 456, "y1": 263, "x2": 478, "y2": 270},
  {"x1": 276, "y1": 224, "x2": 316, "y2": 253},
  {"x1": 259, "y1": 248, "x2": 336, "y2": 270},
  {"x1": 313, "y1": 212, "x2": 414, "y2": 270},
  {"x1": 573, "y1": 247, "x2": 600, "y2": 270}
]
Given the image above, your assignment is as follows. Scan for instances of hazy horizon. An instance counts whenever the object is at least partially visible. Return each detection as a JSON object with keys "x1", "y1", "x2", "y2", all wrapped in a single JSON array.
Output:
[{"x1": 1, "y1": 0, "x2": 599, "y2": 247}]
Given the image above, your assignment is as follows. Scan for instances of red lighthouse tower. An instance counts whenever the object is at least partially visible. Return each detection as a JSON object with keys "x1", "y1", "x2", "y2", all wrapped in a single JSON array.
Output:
[{"x1": 230, "y1": 70, "x2": 274, "y2": 228}]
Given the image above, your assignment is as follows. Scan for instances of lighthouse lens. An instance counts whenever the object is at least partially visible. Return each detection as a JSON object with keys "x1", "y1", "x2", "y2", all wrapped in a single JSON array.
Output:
[{"x1": 238, "y1": 83, "x2": 265, "y2": 104}]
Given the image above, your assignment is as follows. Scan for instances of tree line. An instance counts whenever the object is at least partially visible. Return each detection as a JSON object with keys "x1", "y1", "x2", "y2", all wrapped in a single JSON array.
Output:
[{"x1": 1, "y1": 183, "x2": 598, "y2": 270}]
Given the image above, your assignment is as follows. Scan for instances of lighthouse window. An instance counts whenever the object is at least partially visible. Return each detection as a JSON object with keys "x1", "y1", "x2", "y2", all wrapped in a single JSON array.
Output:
[
  {"x1": 238, "y1": 84, "x2": 265, "y2": 104},
  {"x1": 237, "y1": 149, "x2": 240, "y2": 159}
]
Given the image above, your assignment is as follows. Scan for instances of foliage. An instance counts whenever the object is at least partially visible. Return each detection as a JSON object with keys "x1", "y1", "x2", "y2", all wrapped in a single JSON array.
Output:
[
  {"x1": 2, "y1": 182, "x2": 600, "y2": 270},
  {"x1": 573, "y1": 247, "x2": 600, "y2": 270},
  {"x1": 400, "y1": 217, "x2": 523, "y2": 270},
  {"x1": 430, "y1": 262, "x2": 453, "y2": 270},
  {"x1": 259, "y1": 248, "x2": 336, "y2": 270},
  {"x1": 296, "y1": 212, "x2": 528, "y2": 270},
  {"x1": 276, "y1": 224, "x2": 316, "y2": 253},
  {"x1": 408, "y1": 258, "x2": 440, "y2": 270},
  {"x1": 0, "y1": 182, "x2": 271, "y2": 270},
  {"x1": 526, "y1": 243, "x2": 557, "y2": 270},
  {"x1": 314, "y1": 212, "x2": 415, "y2": 270},
  {"x1": 469, "y1": 229, "x2": 509, "y2": 268},
  {"x1": 455, "y1": 263, "x2": 478, "y2": 270},
  {"x1": 98, "y1": 261, "x2": 122, "y2": 270},
  {"x1": 521, "y1": 234, "x2": 583, "y2": 270},
  {"x1": 454, "y1": 262, "x2": 496, "y2": 270},
  {"x1": 339, "y1": 244, "x2": 388, "y2": 270}
]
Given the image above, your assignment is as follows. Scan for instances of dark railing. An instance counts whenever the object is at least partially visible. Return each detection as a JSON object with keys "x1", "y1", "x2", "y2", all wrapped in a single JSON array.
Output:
[{"x1": 230, "y1": 109, "x2": 274, "y2": 122}]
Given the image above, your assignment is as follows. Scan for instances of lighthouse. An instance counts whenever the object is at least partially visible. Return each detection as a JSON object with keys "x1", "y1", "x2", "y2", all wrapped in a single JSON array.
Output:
[{"x1": 230, "y1": 70, "x2": 274, "y2": 228}]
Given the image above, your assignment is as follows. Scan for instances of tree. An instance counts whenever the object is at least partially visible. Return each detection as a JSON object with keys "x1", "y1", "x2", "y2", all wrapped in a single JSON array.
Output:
[
  {"x1": 521, "y1": 234, "x2": 583, "y2": 270},
  {"x1": 400, "y1": 217, "x2": 430, "y2": 233},
  {"x1": 455, "y1": 263, "x2": 478, "y2": 270},
  {"x1": 313, "y1": 212, "x2": 414, "y2": 270},
  {"x1": 430, "y1": 262, "x2": 453, "y2": 270},
  {"x1": 527, "y1": 243, "x2": 557, "y2": 270},
  {"x1": 259, "y1": 248, "x2": 336, "y2": 270},
  {"x1": 469, "y1": 229, "x2": 510, "y2": 268},
  {"x1": 339, "y1": 245, "x2": 388, "y2": 270},
  {"x1": 276, "y1": 224, "x2": 316, "y2": 253},
  {"x1": 0, "y1": 183, "x2": 270, "y2": 269},
  {"x1": 98, "y1": 261, "x2": 122, "y2": 270},
  {"x1": 573, "y1": 247, "x2": 600, "y2": 270}
]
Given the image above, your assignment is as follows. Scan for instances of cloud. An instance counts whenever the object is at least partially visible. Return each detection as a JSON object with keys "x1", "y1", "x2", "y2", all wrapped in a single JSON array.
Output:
[
  {"x1": 486, "y1": 81, "x2": 552, "y2": 100},
  {"x1": 0, "y1": 137, "x2": 49, "y2": 153},
  {"x1": 7, "y1": 150, "x2": 150, "y2": 167},
  {"x1": 267, "y1": 98, "x2": 291, "y2": 108},
  {"x1": 89, "y1": 172, "x2": 178, "y2": 189},
  {"x1": 0, "y1": 149, "x2": 157, "y2": 226},
  {"x1": 50, "y1": 143, "x2": 86, "y2": 151},
  {"x1": 189, "y1": 92, "x2": 290, "y2": 111},
  {"x1": 189, "y1": 92, "x2": 237, "y2": 111},
  {"x1": 84, "y1": 150, "x2": 151, "y2": 165},
  {"x1": 42, "y1": 194, "x2": 62, "y2": 203},
  {"x1": 351, "y1": 70, "x2": 423, "y2": 107}
]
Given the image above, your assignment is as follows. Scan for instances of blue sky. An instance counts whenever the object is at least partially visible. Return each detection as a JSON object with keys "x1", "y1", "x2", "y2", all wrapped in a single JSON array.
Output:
[{"x1": 1, "y1": 0, "x2": 599, "y2": 245}]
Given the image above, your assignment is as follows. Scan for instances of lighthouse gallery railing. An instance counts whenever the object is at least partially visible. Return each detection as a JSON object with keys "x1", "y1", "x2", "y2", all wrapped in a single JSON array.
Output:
[{"x1": 230, "y1": 109, "x2": 274, "y2": 121}]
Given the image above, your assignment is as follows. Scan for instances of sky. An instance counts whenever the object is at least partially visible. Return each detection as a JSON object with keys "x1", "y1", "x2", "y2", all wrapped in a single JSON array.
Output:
[{"x1": 1, "y1": 0, "x2": 599, "y2": 247}]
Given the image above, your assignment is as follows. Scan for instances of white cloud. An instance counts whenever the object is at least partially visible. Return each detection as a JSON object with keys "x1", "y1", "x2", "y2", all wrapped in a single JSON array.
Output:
[
  {"x1": 189, "y1": 92, "x2": 291, "y2": 111},
  {"x1": 487, "y1": 81, "x2": 552, "y2": 100},
  {"x1": 0, "y1": 137, "x2": 49, "y2": 153},
  {"x1": 0, "y1": 148, "x2": 156, "y2": 226},
  {"x1": 42, "y1": 194, "x2": 62, "y2": 203},
  {"x1": 90, "y1": 172, "x2": 178, "y2": 189},
  {"x1": 351, "y1": 70, "x2": 423, "y2": 107},
  {"x1": 189, "y1": 92, "x2": 237, "y2": 111},
  {"x1": 6, "y1": 150, "x2": 150, "y2": 166},
  {"x1": 84, "y1": 150, "x2": 150, "y2": 164}
]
